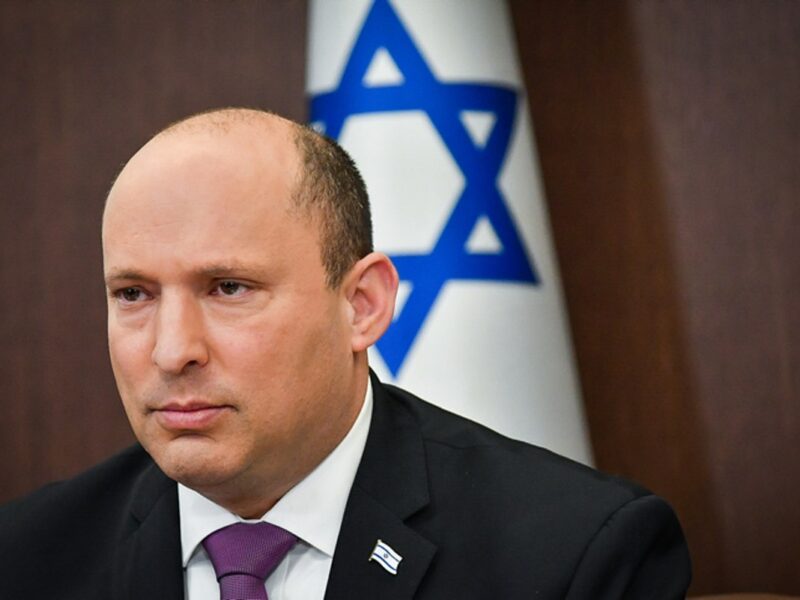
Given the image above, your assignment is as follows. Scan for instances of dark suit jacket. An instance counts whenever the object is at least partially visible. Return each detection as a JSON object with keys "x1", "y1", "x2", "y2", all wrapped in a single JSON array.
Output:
[{"x1": 0, "y1": 376, "x2": 691, "y2": 599}]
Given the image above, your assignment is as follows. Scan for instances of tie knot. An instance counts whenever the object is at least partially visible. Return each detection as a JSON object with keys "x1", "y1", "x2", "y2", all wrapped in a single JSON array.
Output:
[{"x1": 202, "y1": 522, "x2": 297, "y2": 597}]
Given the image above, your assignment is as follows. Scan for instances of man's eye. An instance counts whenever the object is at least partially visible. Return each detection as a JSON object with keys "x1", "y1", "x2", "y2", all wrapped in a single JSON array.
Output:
[
  {"x1": 116, "y1": 287, "x2": 145, "y2": 303},
  {"x1": 215, "y1": 281, "x2": 248, "y2": 296}
]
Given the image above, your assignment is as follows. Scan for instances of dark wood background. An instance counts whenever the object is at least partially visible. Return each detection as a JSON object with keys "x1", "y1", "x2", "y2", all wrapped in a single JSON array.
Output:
[{"x1": 1, "y1": 1, "x2": 797, "y2": 595}]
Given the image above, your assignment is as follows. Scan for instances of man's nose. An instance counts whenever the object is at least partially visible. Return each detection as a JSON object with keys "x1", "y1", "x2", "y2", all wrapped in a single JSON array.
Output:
[{"x1": 151, "y1": 293, "x2": 209, "y2": 374}]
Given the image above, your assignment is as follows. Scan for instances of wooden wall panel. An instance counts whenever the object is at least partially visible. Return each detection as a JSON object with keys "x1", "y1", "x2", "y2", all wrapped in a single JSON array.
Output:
[
  {"x1": 511, "y1": 0, "x2": 800, "y2": 594},
  {"x1": 0, "y1": 0, "x2": 308, "y2": 501}
]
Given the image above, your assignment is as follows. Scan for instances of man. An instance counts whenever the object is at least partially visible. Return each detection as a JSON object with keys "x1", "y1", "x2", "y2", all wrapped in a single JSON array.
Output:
[{"x1": 0, "y1": 108, "x2": 690, "y2": 599}]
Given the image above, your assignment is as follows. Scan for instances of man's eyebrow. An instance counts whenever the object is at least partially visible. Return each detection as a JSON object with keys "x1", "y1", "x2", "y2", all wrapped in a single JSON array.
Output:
[
  {"x1": 104, "y1": 269, "x2": 150, "y2": 286},
  {"x1": 195, "y1": 263, "x2": 264, "y2": 279}
]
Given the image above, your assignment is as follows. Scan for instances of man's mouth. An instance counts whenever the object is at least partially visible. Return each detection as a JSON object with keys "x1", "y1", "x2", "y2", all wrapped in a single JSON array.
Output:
[{"x1": 152, "y1": 401, "x2": 233, "y2": 431}]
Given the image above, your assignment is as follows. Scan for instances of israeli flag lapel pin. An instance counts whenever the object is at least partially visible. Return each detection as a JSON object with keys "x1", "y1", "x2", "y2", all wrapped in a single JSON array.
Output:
[{"x1": 369, "y1": 539, "x2": 402, "y2": 575}]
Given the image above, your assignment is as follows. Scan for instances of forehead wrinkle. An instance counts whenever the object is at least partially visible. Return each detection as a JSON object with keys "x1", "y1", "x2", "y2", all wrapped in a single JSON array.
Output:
[{"x1": 104, "y1": 261, "x2": 268, "y2": 285}]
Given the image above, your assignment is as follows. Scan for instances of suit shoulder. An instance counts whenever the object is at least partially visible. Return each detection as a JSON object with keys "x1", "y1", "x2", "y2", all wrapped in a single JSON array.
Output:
[
  {"x1": 380, "y1": 383, "x2": 690, "y2": 596},
  {"x1": 383, "y1": 382, "x2": 651, "y2": 522},
  {"x1": 0, "y1": 444, "x2": 154, "y2": 538},
  {"x1": 0, "y1": 445, "x2": 175, "y2": 596}
]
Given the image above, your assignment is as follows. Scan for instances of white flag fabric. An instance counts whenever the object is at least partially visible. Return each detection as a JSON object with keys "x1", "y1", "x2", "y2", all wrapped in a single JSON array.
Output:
[{"x1": 307, "y1": 0, "x2": 592, "y2": 464}]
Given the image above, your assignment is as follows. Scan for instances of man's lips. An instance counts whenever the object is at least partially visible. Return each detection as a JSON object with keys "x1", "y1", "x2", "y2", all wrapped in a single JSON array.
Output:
[{"x1": 151, "y1": 401, "x2": 233, "y2": 431}]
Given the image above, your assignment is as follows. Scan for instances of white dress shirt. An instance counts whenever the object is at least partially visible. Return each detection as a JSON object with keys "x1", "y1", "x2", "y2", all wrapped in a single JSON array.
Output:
[{"x1": 179, "y1": 379, "x2": 373, "y2": 600}]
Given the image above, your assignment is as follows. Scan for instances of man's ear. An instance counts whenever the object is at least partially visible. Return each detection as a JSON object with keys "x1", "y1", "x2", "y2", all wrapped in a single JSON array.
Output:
[{"x1": 342, "y1": 252, "x2": 399, "y2": 353}]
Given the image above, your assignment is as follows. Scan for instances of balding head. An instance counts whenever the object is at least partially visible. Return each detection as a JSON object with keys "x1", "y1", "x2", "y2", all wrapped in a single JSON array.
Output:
[{"x1": 107, "y1": 108, "x2": 373, "y2": 288}]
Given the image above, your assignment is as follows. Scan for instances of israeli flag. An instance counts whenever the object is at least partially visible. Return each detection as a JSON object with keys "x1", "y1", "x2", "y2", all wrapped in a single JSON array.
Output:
[
  {"x1": 307, "y1": 0, "x2": 592, "y2": 464},
  {"x1": 369, "y1": 539, "x2": 402, "y2": 575}
]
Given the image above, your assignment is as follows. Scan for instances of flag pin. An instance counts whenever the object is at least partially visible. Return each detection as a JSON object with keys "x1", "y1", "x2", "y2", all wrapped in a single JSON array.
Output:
[{"x1": 369, "y1": 539, "x2": 402, "y2": 575}]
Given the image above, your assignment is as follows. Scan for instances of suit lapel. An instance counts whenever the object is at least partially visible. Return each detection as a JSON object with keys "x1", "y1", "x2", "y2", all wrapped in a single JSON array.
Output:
[
  {"x1": 112, "y1": 460, "x2": 184, "y2": 600},
  {"x1": 324, "y1": 374, "x2": 437, "y2": 600}
]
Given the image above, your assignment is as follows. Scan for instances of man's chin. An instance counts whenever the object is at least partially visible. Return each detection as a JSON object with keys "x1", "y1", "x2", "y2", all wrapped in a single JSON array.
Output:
[{"x1": 145, "y1": 435, "x2": 242, "y2": 490}]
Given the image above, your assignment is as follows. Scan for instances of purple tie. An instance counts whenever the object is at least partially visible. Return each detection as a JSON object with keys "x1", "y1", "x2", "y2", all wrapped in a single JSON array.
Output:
[{"x1": 202, "y1": 522, "x2": 298, "y2": 600}]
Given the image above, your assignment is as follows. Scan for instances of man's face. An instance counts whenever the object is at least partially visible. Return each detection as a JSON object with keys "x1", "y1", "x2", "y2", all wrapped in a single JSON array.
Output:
[{"x1": 103, "y1": 123, "x2": 360, "y2": 513}]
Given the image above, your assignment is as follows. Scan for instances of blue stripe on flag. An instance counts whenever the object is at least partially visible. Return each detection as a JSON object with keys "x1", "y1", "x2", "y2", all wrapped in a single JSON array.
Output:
[
  {"x1": 376, "y1": 540, "x2": 401, "y2": 562},
  {"x1": 371, "y1": 551, "x2": 398, "y2": 574}
]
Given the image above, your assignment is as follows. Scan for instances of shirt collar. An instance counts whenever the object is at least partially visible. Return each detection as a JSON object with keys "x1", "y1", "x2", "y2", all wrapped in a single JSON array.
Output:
[{"x1": 178, "y1": 378, "x2": 373, "y2": 567}]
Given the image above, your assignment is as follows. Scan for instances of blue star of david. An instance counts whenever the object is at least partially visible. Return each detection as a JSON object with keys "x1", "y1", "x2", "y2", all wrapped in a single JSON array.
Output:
[{"x1": 310, "y1": 0, "x2": 539, "y2": 377}]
